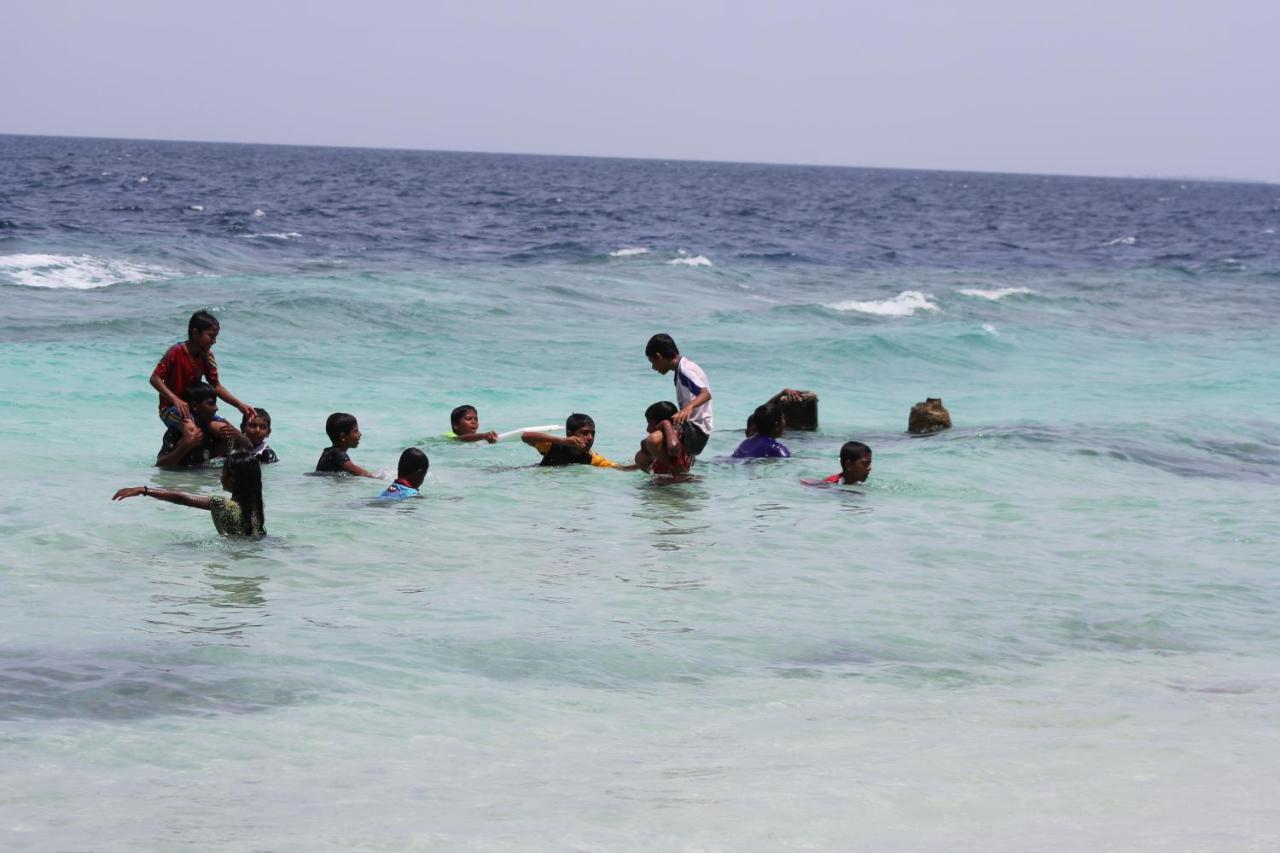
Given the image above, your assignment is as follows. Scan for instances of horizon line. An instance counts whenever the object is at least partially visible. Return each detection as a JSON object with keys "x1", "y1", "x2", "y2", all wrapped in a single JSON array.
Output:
[{"x1": 0, "y1": 130, "x2": 1272, "y2": 188}]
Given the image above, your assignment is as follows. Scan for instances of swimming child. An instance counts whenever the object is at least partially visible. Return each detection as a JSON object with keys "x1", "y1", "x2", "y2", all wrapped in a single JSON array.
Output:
[
  {"x1": 151, "y1": 310, "x2": 254, "y2": 438},
  {"x1": 823, "y1": 441, "x2": 872, "y2": 484},
  {"x1": 241, "y1": 408, "x2": 278, "y2": 464},
  {"x1": 732, "y1": 402, "x2": 791, "y2": 459},
  {"x1": 644, "y1": 333, "x2": 712, "y2": 460},
  {"x1": 448, "y1": 405, "x2": 498, "y2": 443},
  {"x1": 522, "y1": 414, "x2": 623, "y2": 468},
  {"x1": 114, "y1": 450, "x2": 266, "y2": 536},
  {"x1": 635, "y1": 400, "x2": 691, "y2": 474},
  {"x1": 316, "y1": 412, "x2": 376, "y2": 477},
  {"x1": 377, "y1": 448, "x2": 429, "y2": 500},
  {"x1": 156, "y1": 382, "x2": 248, "y2": 467}
]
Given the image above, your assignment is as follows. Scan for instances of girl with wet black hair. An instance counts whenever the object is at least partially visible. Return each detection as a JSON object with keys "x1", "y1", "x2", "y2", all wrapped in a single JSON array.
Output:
[{"x1": 112, "y1": 451, "x2": 266, "y2": 536}]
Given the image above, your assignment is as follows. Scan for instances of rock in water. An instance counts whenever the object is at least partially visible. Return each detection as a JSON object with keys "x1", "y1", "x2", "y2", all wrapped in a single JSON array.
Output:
[
  {"x1": 908, "y1": 398, "x2": 951, "y2": 434},
  {"x1": 779, "y1": 392, "x2": 819, "y2": 431}
]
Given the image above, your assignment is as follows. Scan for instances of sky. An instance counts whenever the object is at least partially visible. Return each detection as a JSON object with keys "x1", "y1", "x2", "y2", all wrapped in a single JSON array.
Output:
[{"x1": 5, "y1": 0, "x2": 1278, "y2": 182}]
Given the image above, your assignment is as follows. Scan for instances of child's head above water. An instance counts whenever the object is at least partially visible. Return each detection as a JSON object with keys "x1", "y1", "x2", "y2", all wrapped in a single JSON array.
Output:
[
  {"x1": 450, "y1": 405, "x2": 479, "y2": 435},
  {"x1": 241, "y1": 408, "x2": 272, "y2": 446},
  {"x1": 839, "y1": 441, "x2": 873, "y2": 484},
  {"x1": 397, "y1": 447, "x2": 430, "y2": 489},
  {"x1": 325, "y1": 412, "x2": 361, "y2": 448},
  {"x1": 184, "y1": 381, "x2": 219, "y2": 424},
  {"x1": 644, "y1": 400, "x2": 678, "y2": 430},
  {"x1": 565, "y1": 413, "x2": 596, "y2": 448},
  {"x1": 645, "y1": 333, "x2": 681, "y2": 373},
  {"x1": 752, "y1": 402, "x2": 785, "y2": 439},
  {"x1": 187, "y1": 309, "x2": 220, "y2": 352}
]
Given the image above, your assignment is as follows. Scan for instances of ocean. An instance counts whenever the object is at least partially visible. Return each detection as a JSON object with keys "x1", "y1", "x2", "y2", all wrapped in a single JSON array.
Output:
[{"x1": 1, "y1": 134, "x2": 1279, "y2": 851}]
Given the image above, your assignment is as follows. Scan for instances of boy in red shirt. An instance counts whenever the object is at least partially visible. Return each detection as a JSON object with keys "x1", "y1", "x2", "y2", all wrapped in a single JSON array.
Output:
[{"x1": 151, "y1": 310, "x2": 254, "y2": 444}]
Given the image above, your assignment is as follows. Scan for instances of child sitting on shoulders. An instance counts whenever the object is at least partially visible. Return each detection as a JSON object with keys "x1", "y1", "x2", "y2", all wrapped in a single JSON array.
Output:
[
  {"x1": 733, "y1": 403, "x2": 791, "y2": 459},
  {"x1": 114, "y1": 451, "x2": 266, "y2": 536},
  {"x1": 316, "y1": 412, "x2": 376, "y2": 477},
  {"x1": 635, "y1": 401, "x2": 691, "y2": 474},
  {"x1": 241, "y1": 408, "x2": 278, "y2": 464},
  {"x1": 820, "y1": 441, "x2": 872, "y2": 485},
  {"x1": 151, "y1": 310, "x2": 255, "y2": 435},
  {"x1": 448, "y1": 405, "x2": 498, "y2": 443},
  {"x1": 377, "y1": 448, "x2": 429, "y2": 500},
  {"x1": 156, "y1": 381, "x2": 249, "y2": 467},
  {"x1": 522, "y1": 413, "x2": 623, "y2": 468},
  {"x1": 644, "y1": 334, "x2": 712, "y2": 461}
]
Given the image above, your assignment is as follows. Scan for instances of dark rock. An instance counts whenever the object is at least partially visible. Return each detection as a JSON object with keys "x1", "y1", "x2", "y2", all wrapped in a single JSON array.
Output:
[{"x1": 908, "y1": 398, "x2": 951, "y2": 434}]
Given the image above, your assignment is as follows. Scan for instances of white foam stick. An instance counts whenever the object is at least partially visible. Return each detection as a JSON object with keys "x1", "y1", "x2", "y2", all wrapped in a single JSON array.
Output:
[{"x1": 495, "y1": 425, "x2": 561, "y2": 442}]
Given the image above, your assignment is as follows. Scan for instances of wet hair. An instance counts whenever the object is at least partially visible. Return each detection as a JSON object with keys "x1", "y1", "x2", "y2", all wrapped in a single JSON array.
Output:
[
  {"x1": 241, "y1": 407, "x2": 271, "y2": 430},
  {"x1": 398, "y1": 447, "x2": 429, "y2": 479},
  {"x1": 745, "y1": 412, "x2": 758, "y2": 436},
  {"x1": 644, "y1": 333, "x2": 679, "y2": 359},
  {"x1": 325, "y1": 412, "x2": 358, "y2": 443},
  {"x1": 188, "y1": 310, "x2": 219, "y2": 336},
  {"x1": 840, "y1": 441, "x2": 872, "y2": 463},
  {"x1": 645, "y1": 400, "x2": 678, "y2": 425},
  {"x1": 184, "y1": 381, "x2": 217, "y2": 406},
  {"x1": 752, "y1": 403, "x2": 783, "y2": 438},
  {"x1": 223, "y1": 451, "x2": 265, "y2": 536},
  {"x1": 565, "y1": 413, "x2": 595, "y2": 434},
  {"x1": 450, "y1": 405, "x2": 476, "y2": 428}
]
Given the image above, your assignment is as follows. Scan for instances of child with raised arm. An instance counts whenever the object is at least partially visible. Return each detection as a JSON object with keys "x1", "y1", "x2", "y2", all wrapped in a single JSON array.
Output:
[
  {"x1": 733, "y1": 403, "x2": 791, "y2": 459},
  {"x1": 447, "y1": 405, "x2": 498, "y2": 443},
  {"x1": 522, "y1": 413, "x2": 624, "y2": 468},
  {"x1": 151, "y1": 310, "x2": 254, "y2": 440},
  {"x1": 241, "y1": 408, "x2": 278, "y2": 464},
  {"x1": 316, "y1": 412, "x2": 377, "y2": 477},
  {"x1": 156, "y1": 382, "x2": 249, "y2": 468},
  {"x1": 377, "y1": 448, "x2": 429, "y2": 500},
  {"x1": 644, "y1": 333, "x2": 712, "y2": 460},
  {"x1": 635, "y1": 401, "x2": 691, "y2": 475},
  {"x1": 114, "y1": 451, "x2": 266, "y2": 536}
]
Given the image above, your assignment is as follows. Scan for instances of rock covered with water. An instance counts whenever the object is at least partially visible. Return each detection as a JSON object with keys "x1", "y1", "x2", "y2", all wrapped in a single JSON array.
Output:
[{"x1": 908, "y1": 398, "x2": 951, "y2": 434}]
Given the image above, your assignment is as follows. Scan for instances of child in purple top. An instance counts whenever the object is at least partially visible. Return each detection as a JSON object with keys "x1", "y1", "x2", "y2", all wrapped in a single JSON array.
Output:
[{"x1": 732, "y1": 403, "x2": 790, "y2": 459}]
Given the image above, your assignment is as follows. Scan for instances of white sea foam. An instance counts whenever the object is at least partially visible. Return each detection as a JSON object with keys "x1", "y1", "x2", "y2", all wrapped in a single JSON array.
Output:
[
  {"x1": 243, "y1": 232, "x2": 302, "y2": 240},
  {"x1": 982, "y1": 323, "x2": 999, "y2": 336},
  {"x1": 670, "y1": 255, "x2": 713, "y2": 267},
  {"x1": 959, "y1": 286, "x2": 1033, "y2": 301},
  {"x1": 188, "y1": 204, "x2": 204, "y2": 212},
  {"x1": 827, "y1": 290, "x2": 939, "y2": 317},
  {"x1": 0, "y1": 254, "x2": 173, "y2": 290},
  {"x1": 609, "y1": 247, "x2": 649, "y2": 257},
  {"x1": 1264, "y1": 228, "x2": 1276, "y2": 235},
  {"x1": 1104, "y1": 236, "x2": 1137, "y2": 246},
  {"x1": 252, "y1": 208, "x2": 266, "y2": 218},
  {"x1": 137, "y1": 176, "x2": 149, "y2": 183}
]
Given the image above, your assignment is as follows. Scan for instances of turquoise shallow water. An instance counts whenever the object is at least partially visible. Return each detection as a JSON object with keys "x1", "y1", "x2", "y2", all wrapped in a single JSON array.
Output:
[{"x1": 3, "y1": 137, "x2": 1280, "y2": 850}]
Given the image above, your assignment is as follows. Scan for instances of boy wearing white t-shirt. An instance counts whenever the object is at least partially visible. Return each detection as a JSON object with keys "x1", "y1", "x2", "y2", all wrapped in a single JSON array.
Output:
[{"x1": 644, "y1": 333, "x2": 713, "y2": 459}]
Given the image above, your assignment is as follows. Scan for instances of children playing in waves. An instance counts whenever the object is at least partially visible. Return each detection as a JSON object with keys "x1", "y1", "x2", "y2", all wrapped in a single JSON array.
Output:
[
  {"x1": 644, "y1": 334, "x2": 712, "y2": 463},
  {"x1": 447, "y1": 405, "x2": 498, "y2": 443},
  {"x1": 377, "y1": 448, "x2": 429, "y2": 500},
  {"x1": 156, "y1": 382, "x2": 250, "y2": 467},
  {"x1": 733, "y1": 402, "x2": 790, "y2": 459},
  {"x1": 635, "y1": 401, "x2": 691, "y2": 474}
]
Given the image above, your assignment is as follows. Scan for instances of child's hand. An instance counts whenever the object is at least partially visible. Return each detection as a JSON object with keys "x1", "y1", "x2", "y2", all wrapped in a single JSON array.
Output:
[
  {"x1": 483, "y1": 431, "x2": 498, "y2": 444},
  {"x1": 565, "y1": 435, "x2": 590, "y2": 450},
  {"x1": 174, "y1": 400, "x2": 192, "y2": 421},
  {"x1": 112, "y1": 487, "x2": 145, "y2": 500},
  {"x1": 210, "y1": 421, "x2": 238, "y2": 441},
  {"x1": 672, "y1": 406, "x2": 691, "y2": 425},
  {"x1": 239, "y1": 403, "x2": 256, "y2": 419}
]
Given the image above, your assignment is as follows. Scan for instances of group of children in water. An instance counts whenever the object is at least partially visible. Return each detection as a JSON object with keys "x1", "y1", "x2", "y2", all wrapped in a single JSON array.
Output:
[{"x1": 112, "y1": 311, "x2": 875, "y2": 537}]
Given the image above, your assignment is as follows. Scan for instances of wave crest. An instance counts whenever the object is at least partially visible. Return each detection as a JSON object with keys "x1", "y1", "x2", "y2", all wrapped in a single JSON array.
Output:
[
  {"x1": 959, "y1": 286, "x2": 1033, "y2": 300},
  {"x1": 609, "y1": 247, "x2": 649, "y2": 257},
  {"x1": 0, "y1": 254, "x2": 174, "y2": 290},
  {"x1": 670, "y1": 255, "x2": 713, "y2": 267},
  {"x1": 827, "y1": 290, "x2": 939, "y2": 317}
]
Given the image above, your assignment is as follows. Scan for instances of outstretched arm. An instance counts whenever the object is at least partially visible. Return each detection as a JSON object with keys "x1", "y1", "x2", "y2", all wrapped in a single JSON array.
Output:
[
  {"x1": 213, "y1": 383, "x2": 255, "y2": 420},
  {"x1": 112, "y1": 486, "x2": 212, "y2": 510},
  {"x1": 341, "y1": 459, "x2": 378, "y2": 478},
  {"x1": 456, "y1": 431, "x2": 499, "y2": 444},
  {"x1": 522, "y1": 431, "x2": 589, "y2": 450}
]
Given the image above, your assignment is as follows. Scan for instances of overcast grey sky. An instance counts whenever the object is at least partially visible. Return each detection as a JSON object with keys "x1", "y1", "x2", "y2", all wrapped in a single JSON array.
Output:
[{"x1": 6, "y1": 0, "x2": 1277, "y2": 181}]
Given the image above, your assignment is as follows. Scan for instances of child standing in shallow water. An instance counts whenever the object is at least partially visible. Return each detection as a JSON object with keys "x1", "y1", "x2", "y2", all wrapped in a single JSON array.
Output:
[{"x1": 113, "y1": 451, "x2": 266, "y2": 536}]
